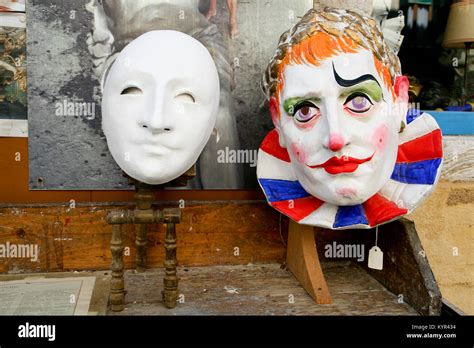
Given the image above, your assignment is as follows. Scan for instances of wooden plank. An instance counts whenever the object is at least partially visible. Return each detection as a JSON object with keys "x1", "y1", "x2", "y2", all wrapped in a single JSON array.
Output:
[
  {"x1": 286, "y1": 221, "x2": 332, "y2": 304},
  {"x1": 441, "y1": 299, "x2": 466, "y2": 316},
  {"x1": 360, "y1": 219, "x2": 442, "y2": 316},
  {"x1": 0, "y1": 203, "x2": 286, "y2": 273},
  {"x1": 315, "y1": 218, "x2": 442, "y2": 316},
  {"x1": 109, "y1": 263, "x2": 418, "y2": 315},
  {"x1": 441, "y1": 136, "x2": 474, "y2": 182}
]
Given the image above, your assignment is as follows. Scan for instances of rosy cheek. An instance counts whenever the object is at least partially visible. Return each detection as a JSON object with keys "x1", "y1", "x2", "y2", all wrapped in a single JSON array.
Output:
[
  {"x1": 372, "y1": 124, "x2": 389, "y2": 152},
  {"x1": 290, "y1": 142, "x2": 307, "y2": 164}
]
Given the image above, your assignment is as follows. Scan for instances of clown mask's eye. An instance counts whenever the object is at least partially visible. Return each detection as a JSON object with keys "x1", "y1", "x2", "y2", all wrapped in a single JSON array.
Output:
[
  {"x1": 293, "y1": 102, "x2": 320, "y2": 123},
  {"x1": 344, "y1": 93, "x2": 373, "y2": 114}
]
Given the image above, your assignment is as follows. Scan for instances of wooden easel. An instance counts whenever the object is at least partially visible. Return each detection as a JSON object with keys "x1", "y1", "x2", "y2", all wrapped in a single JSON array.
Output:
[{"x1": 286, "y1": 220, "x2": 332, "y2": 304}]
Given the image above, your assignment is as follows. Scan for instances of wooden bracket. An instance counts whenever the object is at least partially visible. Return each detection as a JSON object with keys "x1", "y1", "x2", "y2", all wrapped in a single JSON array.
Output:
[{"x1": 286, "y1": 220, "x2": 332, "y2": 304}]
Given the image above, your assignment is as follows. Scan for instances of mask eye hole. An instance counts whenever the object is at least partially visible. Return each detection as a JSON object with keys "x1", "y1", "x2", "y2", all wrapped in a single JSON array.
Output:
[
  {"x1": 175, "y1": 92, "x2": 196, "y2": 103},
  {"x1": 121, "y1": 86, "x2": 142, "y2": 95}
]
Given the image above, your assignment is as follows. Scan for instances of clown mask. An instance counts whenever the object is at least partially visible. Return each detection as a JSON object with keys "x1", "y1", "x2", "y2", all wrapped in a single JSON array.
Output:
[
  {"x1": 258, "y1": 8, "x2": 442, "y2": 229},
  {"x1": 275, "y1": 49, "x2": 407, "y2": 206}
]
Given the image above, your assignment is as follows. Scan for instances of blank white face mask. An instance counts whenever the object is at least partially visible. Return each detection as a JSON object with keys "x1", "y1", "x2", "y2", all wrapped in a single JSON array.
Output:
[{"x1": 102, "y1": 30, "x2": 220, "y2": 185}]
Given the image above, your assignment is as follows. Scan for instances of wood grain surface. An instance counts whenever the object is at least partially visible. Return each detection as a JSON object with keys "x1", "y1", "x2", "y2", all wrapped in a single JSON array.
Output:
[
  {"x1": 109, "y1": 263, "x2": 418, "y2": 315},
  {"x1": 0, "y1": 203, "x2": 286, "y2": 273}
]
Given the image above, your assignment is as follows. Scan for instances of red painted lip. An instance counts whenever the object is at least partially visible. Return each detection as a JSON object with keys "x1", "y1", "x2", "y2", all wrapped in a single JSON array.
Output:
[{"x1": 306, "y1": 153, "x2": 375, "y2": 175}]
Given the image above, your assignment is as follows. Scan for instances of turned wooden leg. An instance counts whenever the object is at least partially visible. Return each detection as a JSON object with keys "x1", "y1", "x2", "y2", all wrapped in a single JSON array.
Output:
[
  {"x1": 134, "y1": 187, "x2": 154, "y2": 272},
  {"x1": 110, "y1": 224, "x2": 125, "y2": 312},
  {"x1": 135, "y1": 224, "x2": 148, "y2": 272},
  {"x1": 286, "y1": 220, "x2": 332, "y2": 304},
  {"x1": 163, "y1": 222, "x2": 178, "y2": 308}
]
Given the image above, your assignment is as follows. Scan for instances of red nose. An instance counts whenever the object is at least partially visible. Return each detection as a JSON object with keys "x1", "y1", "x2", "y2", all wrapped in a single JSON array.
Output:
[{"x1": 328, "y1": 134, "x2": 345, "y2": 152}]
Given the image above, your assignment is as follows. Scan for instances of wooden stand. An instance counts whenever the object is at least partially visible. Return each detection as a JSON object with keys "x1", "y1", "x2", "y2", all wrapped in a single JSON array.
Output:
[
  {"x1": 107, "y1": 208, "x2": 181, "y2": 311},
  {"x1": 107, "y1": 166, "x2": 196, "y2": 312},
  {"x1": 286, "y1": 220, "x2": 332, "y2": 304}
]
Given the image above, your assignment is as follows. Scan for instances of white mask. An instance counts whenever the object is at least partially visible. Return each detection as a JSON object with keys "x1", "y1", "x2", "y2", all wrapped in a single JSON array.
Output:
[{"x1": 102, "y1": 30, "x2": 220, "y2": 185}]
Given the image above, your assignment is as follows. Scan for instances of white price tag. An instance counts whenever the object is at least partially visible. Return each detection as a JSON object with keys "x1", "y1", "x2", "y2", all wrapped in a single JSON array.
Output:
[{"x1": 368, "y1": 246, "x2": 384, "y2": 270}]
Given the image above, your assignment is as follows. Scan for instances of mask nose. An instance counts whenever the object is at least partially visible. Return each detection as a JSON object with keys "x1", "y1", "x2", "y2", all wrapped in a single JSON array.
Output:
[
  {"x1": 139, "y1": 120, "x2": 173, "y2": 133},
  {"x1": 327, "y1": 134, "x2": 346, "y2": 152},
  {"x1": 138, "y1": 89, "x2": 174, "y2": 134},
  {"x1": 322, "y1": 98, "x2": 350, "y2": 152}
]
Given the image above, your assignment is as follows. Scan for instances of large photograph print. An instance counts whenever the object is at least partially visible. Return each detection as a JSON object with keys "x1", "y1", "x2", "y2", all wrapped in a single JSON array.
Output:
[
  {"x1": 0, "y1": 11, "x2": 27, "y2": 137},
  {"x1": 0, "y1": 0, "x2": 25, "y2": 12},
  {"x1": 27, "y1": 0, "x2": 313, "y2": 189}
]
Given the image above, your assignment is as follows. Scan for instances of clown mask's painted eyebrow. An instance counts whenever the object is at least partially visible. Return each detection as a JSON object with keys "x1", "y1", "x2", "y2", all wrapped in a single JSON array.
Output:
[{"x1": 332, "y1": 62, "x2": 383, "y2": 102}]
